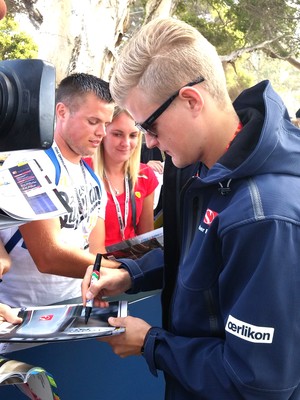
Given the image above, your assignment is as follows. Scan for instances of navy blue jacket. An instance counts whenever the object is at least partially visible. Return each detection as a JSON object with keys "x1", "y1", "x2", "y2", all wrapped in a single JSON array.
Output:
[{"x1": 120, "y1": 81, "x2": 300, "y2": 399}]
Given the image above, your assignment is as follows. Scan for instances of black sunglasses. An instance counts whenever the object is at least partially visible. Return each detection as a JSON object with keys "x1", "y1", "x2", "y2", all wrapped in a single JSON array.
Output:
[{"x1": 135, "y1": 76, "x2": 205, "y2": 138}]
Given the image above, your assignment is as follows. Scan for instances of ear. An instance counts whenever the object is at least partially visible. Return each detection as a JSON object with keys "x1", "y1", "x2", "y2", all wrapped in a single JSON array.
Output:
[
  {"x1": 56, "y1": 102, "x2": 68, "y2": 120},
  {"x1": 0, "y1": 0, "x2": 7, "y2": 20},
  {"x1": 179, "y1": 87, "x2": 203, "y2": 114}
]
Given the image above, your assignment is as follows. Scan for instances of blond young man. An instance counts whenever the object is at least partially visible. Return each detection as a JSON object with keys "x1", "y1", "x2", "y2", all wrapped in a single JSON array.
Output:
[{"x1": 83, "y1": 18, "x2": 300, "y2": 399}]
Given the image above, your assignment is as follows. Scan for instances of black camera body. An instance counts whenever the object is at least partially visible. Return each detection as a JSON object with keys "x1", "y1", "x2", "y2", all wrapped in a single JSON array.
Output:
[{"x1": 0, "y1": 59, "x2": 55, "y2": 151}]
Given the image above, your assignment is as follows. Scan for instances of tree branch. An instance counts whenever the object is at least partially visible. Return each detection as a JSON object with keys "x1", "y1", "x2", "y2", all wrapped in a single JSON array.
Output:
[{"x1": 220, "y1": 35, "x2": 300, "y2": 71}]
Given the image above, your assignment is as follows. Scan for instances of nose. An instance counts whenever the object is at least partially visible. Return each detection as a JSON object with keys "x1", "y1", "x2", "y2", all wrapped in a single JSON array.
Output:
[
  {"x1": 122, "y1": 137, "x2": 132, "y2": 148},
  {"x1": 145, "y1": 133, "x2": 158, "y2": 148},
  {"x1": 95, "y1": 125, "x2": 107, "y2": 138}
]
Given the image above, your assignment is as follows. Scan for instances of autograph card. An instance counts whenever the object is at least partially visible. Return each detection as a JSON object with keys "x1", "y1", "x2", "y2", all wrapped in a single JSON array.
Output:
[{"x1": 0, "y1": 301, "x2": 127, "y2": 343}]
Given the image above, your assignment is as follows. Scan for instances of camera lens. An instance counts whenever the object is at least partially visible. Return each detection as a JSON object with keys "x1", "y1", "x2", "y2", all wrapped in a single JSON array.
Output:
[
  {"x1": 0, "y1": 59, "x2": 55, "y2": 151},
  {"x1": 0, "y1": 69, "x2": 18, "y2": 135}
]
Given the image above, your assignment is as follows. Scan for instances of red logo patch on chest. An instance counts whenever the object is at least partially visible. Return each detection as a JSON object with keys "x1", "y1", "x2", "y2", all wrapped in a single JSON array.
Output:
[{"x1": 203, "y1": 209, "x2": 218, "y2": 225}]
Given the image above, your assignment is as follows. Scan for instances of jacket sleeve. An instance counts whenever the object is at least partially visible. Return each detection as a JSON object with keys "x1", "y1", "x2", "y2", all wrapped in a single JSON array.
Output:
[
  {"x1": 118, "y1": 248, "x2": 164, "y2": 293},
  {"x1": 142, "y1": 219, "x2": 300, "y2": 399}
]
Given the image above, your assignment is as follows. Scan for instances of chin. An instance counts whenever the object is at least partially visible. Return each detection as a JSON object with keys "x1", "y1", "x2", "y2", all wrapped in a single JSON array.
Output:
[
  {"x1": 172, "y1": 158, "x2": 188, "y2": 169},
  {"x1": 85, "y1": 148, "x2": 97, "y2": 156}
]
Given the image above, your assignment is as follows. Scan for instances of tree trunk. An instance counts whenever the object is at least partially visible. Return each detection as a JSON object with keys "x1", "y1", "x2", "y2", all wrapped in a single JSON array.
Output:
[
  {"x1": 9, "y1": 0, "x2": 131, "y2": 83},
  {"x1": 145, "y1": 0, "x2": 179, "y2": 23},
  {"x1": 8, "y1": 0, "x2": 179, "y2": 83}
]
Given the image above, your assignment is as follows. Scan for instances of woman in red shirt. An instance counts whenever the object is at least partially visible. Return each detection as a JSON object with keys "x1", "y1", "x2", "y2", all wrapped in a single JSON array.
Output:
[{"x1": 94, "y1": 107, "x2": 159, "y2": 247}]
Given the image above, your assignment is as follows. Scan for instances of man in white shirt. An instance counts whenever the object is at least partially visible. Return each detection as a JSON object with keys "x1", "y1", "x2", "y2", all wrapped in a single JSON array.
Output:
[{"x1": 0, "y1": 73, "x2": 114, "y2": 307}]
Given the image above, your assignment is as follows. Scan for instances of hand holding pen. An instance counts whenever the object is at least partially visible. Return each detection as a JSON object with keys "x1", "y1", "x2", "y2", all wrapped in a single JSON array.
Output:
[{"x1": 85, "y1": 253, "x2": 102, "y2": 324}]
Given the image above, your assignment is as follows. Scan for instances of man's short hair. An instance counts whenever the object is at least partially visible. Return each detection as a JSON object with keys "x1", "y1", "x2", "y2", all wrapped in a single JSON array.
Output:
[{"x1": 56, "y1": 73, "x2": 113, "y2": 110}]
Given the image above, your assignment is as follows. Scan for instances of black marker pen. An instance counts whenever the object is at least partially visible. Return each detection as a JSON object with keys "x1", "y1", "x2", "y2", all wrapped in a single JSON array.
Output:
[{"x1": 85, "y1": 253, "x2": 102, "y2": 324}]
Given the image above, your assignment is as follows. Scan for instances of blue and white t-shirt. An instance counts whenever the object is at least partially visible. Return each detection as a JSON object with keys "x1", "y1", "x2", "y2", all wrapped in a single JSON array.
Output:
[{"x1": 0, "y1": 144, "x2": 107, "y2": 307}]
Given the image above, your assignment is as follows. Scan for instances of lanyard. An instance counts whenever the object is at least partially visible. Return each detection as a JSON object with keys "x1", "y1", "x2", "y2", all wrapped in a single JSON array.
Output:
[
  {"x1": 106, "y1": 173, "x2": 130, "y2": 240},
  {"x1": 53, "y1": 144, "x2": 88, "y2": 215}
]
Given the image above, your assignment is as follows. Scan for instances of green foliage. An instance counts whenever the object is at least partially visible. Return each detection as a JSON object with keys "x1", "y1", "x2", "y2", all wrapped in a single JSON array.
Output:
[
  {"x1": 0, "y1": 14, "x2": 38, "y2": 60},
  {"x1": 243, "y1": 52, "x2": 300, "y2": 115},
  {"x1": 176, "y1": 0, "x2": 245, "y2": 54},
  {"x1": 176, "y1": 0, "x2": 300, "y2": 56},
  {"x1": 223, "y1": 51, "x2": 300, "y2": 115},
  {"x1": 225, "y1": 0, "x2": 300, "y2": 57},
  {"x1": 175, "y1": 0, "x2": 300, "y2": 97},
  {"x1": 224, "y1": 57, "x2": 255, "y2": 100}
]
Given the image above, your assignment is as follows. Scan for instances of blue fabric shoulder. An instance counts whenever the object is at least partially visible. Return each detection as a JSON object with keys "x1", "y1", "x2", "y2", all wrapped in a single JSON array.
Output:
[
  {"x1": 81, "y1": 159, "x2": 101, "y2": 186},
  {"x1": 45, "y1": 147, "x2": 61, "y2": 185}
]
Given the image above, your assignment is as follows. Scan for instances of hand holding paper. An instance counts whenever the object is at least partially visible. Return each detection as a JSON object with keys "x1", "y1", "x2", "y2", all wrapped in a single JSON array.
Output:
[
  {"x1": 0, "y1": 304, "x2": 22, "y2": 325},
  {"x1": 99, "y1": 315, "x2": 152, "y2": 358}
]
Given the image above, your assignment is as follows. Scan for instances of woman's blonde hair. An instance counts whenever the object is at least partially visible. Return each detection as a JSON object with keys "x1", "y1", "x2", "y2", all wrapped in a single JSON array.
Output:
[
  {"x1": 94, "y1": 106, "x2": 142, "y2": 189},
  {"x1": 110, "y1": 17, "x2": 230, "y2": 109}
]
